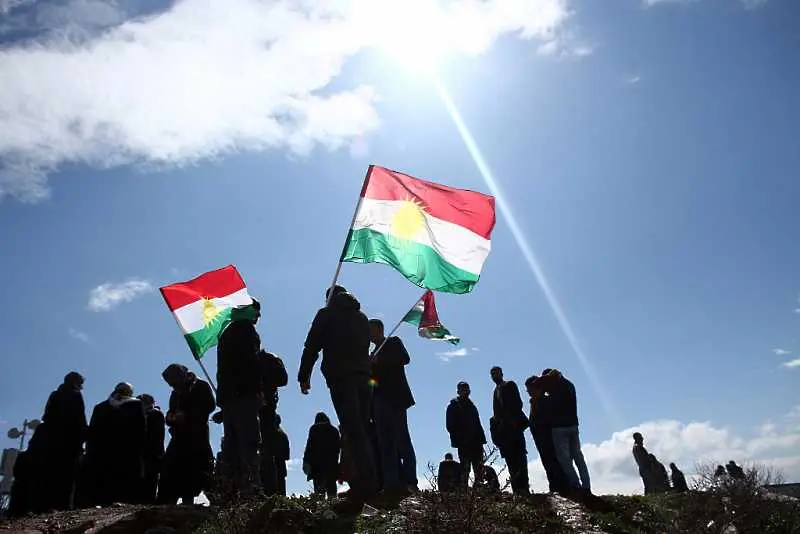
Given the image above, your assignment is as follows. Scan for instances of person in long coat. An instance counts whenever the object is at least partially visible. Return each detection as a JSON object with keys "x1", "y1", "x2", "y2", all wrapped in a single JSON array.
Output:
[
  {"x1": 158, "y1": 364, "x2": 215, "y2": 505},
  {"x1": 138, "y1": 394, "x2": 165, "y2": 503},
  {"x1": 302, "y1": 412, "x2": 341, "y2": 499},
  {"x1": 85, "y1": 382, "x2": 146, "y2": 505}
]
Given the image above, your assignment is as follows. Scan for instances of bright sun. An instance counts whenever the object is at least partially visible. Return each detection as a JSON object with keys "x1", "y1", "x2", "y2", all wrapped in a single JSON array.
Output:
[{"x1": 361, "y1": 0, "x2": 451, "y2": 73}]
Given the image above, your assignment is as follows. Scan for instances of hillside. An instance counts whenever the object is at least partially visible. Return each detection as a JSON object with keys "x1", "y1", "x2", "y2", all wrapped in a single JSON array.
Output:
[{"x1": 2, "y1": 489, "x2": 798, "y2": 534}]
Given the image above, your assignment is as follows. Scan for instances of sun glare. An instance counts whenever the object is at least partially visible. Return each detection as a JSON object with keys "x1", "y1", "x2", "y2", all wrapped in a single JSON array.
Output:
[{"x1": 362, "y1": 0, "x2": 451, "y2": 73}]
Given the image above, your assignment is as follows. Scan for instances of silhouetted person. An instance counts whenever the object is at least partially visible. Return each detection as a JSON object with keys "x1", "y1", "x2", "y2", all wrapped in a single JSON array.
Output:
[
  {"x1": 489, "y1": 366, "x2": 530, "y2": 495},
  {"x1": 437, "y1": 453, "x2": 463, "y2": 492},
  {"x1": 273, "y1": 414, "x2": 290, "y2": 496},
  {"x1": 632, "y1": 432, "x2": 652, "y2": 494},
  {"x1": 158, "y1": 364, "x2": 215, "y2": 505},
  {"x1": 303, "y1": 412, "x2": 341, "y2": 499},
  {"x1": 446, "y1": 381, "x2": 486, "y2": 487},
  {"x1": 648, "y1": 454, "x2": 670, "y2": 493},
  {"x1": 714, "y1": 465, "x2": 727, "y2": 478},
  {"x1": 369, "y1": 318, "x2": 418, "y2": 496},
  {"x1": 25, "y1": 372, "x2": 88, "y2": 512},
  {"x1": 257, "y1": 347, "x2": 288, "y2": 496},
  {"x1": 298, "y1": 285, "x2": 377, "y2": 511},
  {"x1": 670, "y1": 463, "x2": 688, "y2": 492},
  {"x1": 85, "y1": 382, "x2": 146, "y2": 505},
  {"x1": 216, "y1": 298, "x2": 263, "y2": 493},
  {"x1": 726, "y1": 461, "x2": 745, "y2": 480},
  {"x1": 525, "y1": 375, "x2": 568, "y2": 493},
  {"x1": 531, "y1": 369, "x2": 591, "y2": 493},
  {"x1": 138, "y1": 394, "x2": 165, "y2": 504},
  {"x1": 480, "y1": 464, "x2": 501, "y2": 493}
]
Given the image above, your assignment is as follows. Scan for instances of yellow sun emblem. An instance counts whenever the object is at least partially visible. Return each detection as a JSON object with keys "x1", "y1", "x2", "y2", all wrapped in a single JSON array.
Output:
[
  {"x1": 390, "y1": 198, "x2": 426, "y2": 241},
  {"x1": 201, "y1": 298, "x2": 222, "y2": 327}
]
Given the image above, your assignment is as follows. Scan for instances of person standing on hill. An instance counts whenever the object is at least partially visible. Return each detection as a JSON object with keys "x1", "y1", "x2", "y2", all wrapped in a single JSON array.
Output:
[
  {"x1": 525, "y1": 375, "x2": 568, "y2": 493},
  {"x1": 298, "y1": 285, "x2": 377, "y2": 511},
  {"x1": 303, "y1": 412, "x2": 341, "y2": 499},
  {"x1": 138, "y1": 393, "x2": 165, "y2": 504},
  {"x1": 369, "y1": 318, "x2": 418, "y2": 497},
  {"x1": 446, "y1": 381, "x2": 486, "y2": 487},
  {"x1": 632, "y1": 433, "x2": 652, "y2": 494},
  {"x1": 489, "y1": 366, "x2": 530, "y2": 495},
  {"x1": 670, "y1": 463, "x2": 689, "y2": 492}
]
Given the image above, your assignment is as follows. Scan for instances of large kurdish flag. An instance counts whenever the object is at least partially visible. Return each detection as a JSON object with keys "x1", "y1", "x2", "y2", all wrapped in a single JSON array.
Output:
[
  {"x1": 160, "y1": 265, "x2": 254, "y2": 359},
  {"x1": 341, "y1": 166, "x2": 496, "y2": 294}
]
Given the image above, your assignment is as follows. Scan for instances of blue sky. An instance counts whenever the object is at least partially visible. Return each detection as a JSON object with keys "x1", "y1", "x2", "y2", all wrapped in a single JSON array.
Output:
[{"x1": 1, "y1": 0, "x2": 799, "y2": 495}]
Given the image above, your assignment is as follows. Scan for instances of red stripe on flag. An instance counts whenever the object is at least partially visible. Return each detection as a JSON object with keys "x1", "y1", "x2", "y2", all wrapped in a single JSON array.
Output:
[
  {"x1": 159, "y1": 265, "x2": 246, "y2": 311},
  {"x1": 419, "y1": 290, "x2": 441, "y2": 329},
  {"x1": 363, "y1": 166, "x2": 496, "y2": 240}
]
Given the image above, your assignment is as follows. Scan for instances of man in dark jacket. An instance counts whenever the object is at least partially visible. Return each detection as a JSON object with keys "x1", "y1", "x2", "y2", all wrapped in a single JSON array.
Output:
[
  {"x1": 531, "y1": 369, "x2": 591, "y2": 493},
  {"x1": 31, "y1": 371, "x2": 88, "y2": 511},
  {"x1": 446, "y1": 381, "x2": 486, "y2": 487},
  {"x1": 138, "y1": 394, "x2": 165, "y2": 504},
  {"x1": 525, "y1": 375, "x2": 568, "y2": 493},
  {"x1": 85, "y1": 382, "x2": 146, "y2": 505},
  {"x1": 298, "y1": 285, "x2": 377, "y2": 510},
  {"x1": 369, "y1": 319, "x2": 418, "y2": 496},
  {"x1": 489, "y1": 367, "x2": 529, "y2": 495},
  {"x1": 303, "y1": 412, "x2": 341, "y2": 499},
  {"x1": 216, "y1": 298, "x2": 263, "y2": 493},
  {"x1": 437, "y1": 453, "x2": 462, "y2": 492},
  {"x1": 257, "y1": 349, "x2": 288, "y2": 495},
  {"x1": 158, "y1": 364, "x2": 216, "y2": 505}
]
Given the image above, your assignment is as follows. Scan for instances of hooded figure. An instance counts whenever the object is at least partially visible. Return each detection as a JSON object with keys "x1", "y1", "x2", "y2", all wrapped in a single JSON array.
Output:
[
  {"x1": 302, "y1": 412, "x2": 341, "y2": 499},
  {"x1": 670, "y1": 462, "x2": 688, "y2": 492},
  {"x1": 298, "y1": 286, "x2": 377, "y2": 510},
  {"x1": 85, "y1": 382, "x2": 146, "y2": 505},
  {"x1": 138, "y1": 394, "x2": 165, "y2": 504},
  {"x1": 446, "y1": 381, "x2": 486, "y2": 486},
  {"x1": 22, "y1": 372, "x2": 87, "y2": 512},
  {"x1": 158, "y1": 364, "x2": 216, "y2": 505}
]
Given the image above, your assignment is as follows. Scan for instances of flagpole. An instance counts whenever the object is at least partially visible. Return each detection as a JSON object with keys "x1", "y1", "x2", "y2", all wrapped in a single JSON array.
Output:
[
  {"x1": 326, "y1": 165, "x2": 374, "y2": 305},
  {"x1": 196, "y1": 358, "x2": 218, "y2": 395},
  {"x1": 371, "y1": 291, "x2": 426, "y2": 359}
]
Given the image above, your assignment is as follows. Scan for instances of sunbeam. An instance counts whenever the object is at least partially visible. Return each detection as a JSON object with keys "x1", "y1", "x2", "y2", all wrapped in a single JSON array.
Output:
[{"x1": 433, "y1": 77, "x2": 621, "y2": 426}]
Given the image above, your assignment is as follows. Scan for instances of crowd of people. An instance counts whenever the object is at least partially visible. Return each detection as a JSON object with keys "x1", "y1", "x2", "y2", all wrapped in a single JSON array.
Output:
[{"x1": 7, "y1": 284, "x2": 597, "y2": 517}]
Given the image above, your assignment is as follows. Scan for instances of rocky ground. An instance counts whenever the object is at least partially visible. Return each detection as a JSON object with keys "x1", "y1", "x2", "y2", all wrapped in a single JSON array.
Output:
[{"x1": 1, "y1": 489, "x2": 798, "y2": 533}]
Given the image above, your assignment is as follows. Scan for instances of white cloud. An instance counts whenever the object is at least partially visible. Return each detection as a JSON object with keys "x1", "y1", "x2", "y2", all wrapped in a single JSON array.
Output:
[
  {"x1": 88, "y1": 278, "x2": 152, "y2": 311},
  {"x1": 67, "y1": 327, "x2": 90, "y2": 343},
  {"x1": 0, "y1": 0, "x2": 572, "y2": 202},
  {"x1": 437, "y1": 347, "x2": 471, "y2": 361},
  {"x1": 523, "y1": 405, "x2": 800, "y2": 495},
  {"x1": 773, "y1": 348, "x2": 792, "y2": 356},
  {"x1": 0, "y1": 0, "x2": 34, "y2": 15},
  {"x1": 626, "y1": 75, "x2": 642, "y2": 84},
  {"x1": 782, "y1": 358, "x2": 800, "y2": 369},
  {"x1": 287, "y1": 458, "x2": 302, "y2": 471}
]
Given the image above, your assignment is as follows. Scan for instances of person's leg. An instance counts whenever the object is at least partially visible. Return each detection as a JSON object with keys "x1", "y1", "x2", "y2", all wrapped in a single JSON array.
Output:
[
  {"x1": 457, "y1": 448, "x2": 471, "y2": 486},
  {"x1": 222, "y1": 403, "x2": 243, "y2": 488},
  {"x1": 506, "y1": 441, "x2": 530, "y2": 495},
  {"x1": 373, "y1": 396, "x2": 401, "y2": 490},
  {"x1": 470, "y1": 444, "x2": 484, "y2": 485},
  {"x1": 551, "y1": 427, "x2": 580, "y2": 489},
  {"x1": 396, "y1": 409, "x2": 418, "y2": 488},
  {"x1": 568, "y1": 427, "x2": 591, "y2": 491},
  {"x1": 329, "y1": 379, "x2": 378, "y2": 499}
]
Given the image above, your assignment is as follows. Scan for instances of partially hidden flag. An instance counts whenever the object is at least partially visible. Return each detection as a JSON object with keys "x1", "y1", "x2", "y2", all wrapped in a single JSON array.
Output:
[
  {"x1": 160, "y1": 265, "x2": 256, "y2": 359},
  {"x1": 402, "y1": 290, "x2": 460, "y2": 345},
  {"x1": 341, "y1": 165, "x2": 496, "y2": 294}
]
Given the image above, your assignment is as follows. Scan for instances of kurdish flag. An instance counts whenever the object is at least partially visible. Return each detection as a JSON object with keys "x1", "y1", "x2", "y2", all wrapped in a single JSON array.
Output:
[
  {"x1": 341, "y1": 165, "x2": 496, "y2": 294},
  {"x1": 402, "y1": 290, "x2": 460, "y2": 345},
  {"x1": 160, "y1": 265, "x2": 255, "y2": 359}
]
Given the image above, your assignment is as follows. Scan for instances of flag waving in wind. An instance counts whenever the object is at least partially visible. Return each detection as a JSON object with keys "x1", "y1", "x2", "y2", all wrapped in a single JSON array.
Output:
[
  {"x1": 402, "y1": 290, "x2": 460, "y2": 345},
  {"x1": 341, "y1": 166, "x2": 496, "y2": 294},
  {"x1": 160, "y1": 265, "x2": 257, "y2": 359}
]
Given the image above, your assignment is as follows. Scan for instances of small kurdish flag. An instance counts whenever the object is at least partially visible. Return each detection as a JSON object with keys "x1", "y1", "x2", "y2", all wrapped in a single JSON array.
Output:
[
  {"x1": 341, "y1": 165, "x2": 496, "y2": 294},
  {"x1": 160, "y1": 265, "x2": 256, "y2": 359},
  {"x1": 402, "y1": 290, "x2": 460, "y2": 345}
]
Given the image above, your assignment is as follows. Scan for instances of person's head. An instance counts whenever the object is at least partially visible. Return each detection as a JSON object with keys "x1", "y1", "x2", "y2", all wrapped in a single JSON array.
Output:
[
  {"x1": 250, "y1": 298, "x2": 262, "y2": 322},
  {"x1": 112, "y1": 382, "x2": 134, "y2": 399},
  {"x1": 524, "y1": 375, "x2": 539, "y2": 397},
  {"x1": 457, "y1": 381, "x2": 471, "y2": 399},
  {"x1": 314, "y1": 412, "x2": 330, "y2": 425},
  {"x1": 64, "y1": 371, "x2": 85, "y2": 391},
  {"x1": 162, "y1": 363, "x2": 189, "y2": 389},
  {"x1": 444, "y1": 453, "x2": 453, "y2": 461},
  {"x1": 490, "y1": 366, "x2": 503, "y2": 385},
  {"x1": 633, "y1": 432, "x2": 644, "y2": 444},
  {"x1": 669, "y1": 463, "x2": 677, "y2": 470},
  {"x1": 137, "y1": 394, "x2": 155, "y2": 409},
  {"x1": 542, "y1": 368, "x2": 553, "y2": 376},
  {"x1": 368, "y1": 318, "x2": 384, "y2": 344},
  {"x1": 325, "y1": 285, "x2": 347, "y2": 302}
]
